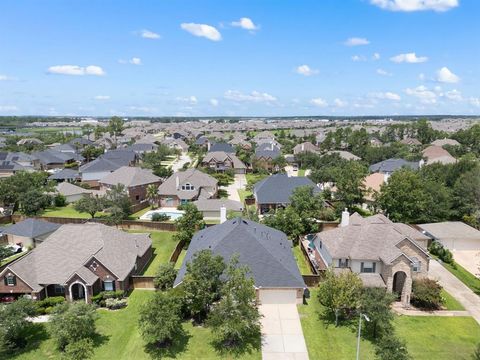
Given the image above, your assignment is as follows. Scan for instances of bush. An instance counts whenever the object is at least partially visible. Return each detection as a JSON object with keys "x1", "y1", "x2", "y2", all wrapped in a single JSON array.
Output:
[
  {"x1": 151, "y1": 213, "x2": 171, "y2": 222},
  {"x1": 105, "y1": 298, "x2": 128, "y2": 310},
  {"x1": 91, "y1": 291, "x2": 125, "y2": 307},
  {"x1": 411, "y1": 278, "x2": 444, "y2": 310},
  {"x1": 62, "y1": 338, "x2": 94, "y2": 360},
  {"x1": 36, "y1": 296, "x2": 65, "y2": 315},
  {"x1": 53, "y1": 194, "x2": 67, "y2": 207},
  {"x1": 428, "y1": 241, "x2": 455, "y2": 265}
]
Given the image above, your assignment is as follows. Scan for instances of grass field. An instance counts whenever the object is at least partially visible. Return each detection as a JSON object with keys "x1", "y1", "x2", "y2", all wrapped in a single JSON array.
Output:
[
  {"x1": 245, "y1": 173, "x2": 268, "y2": 186},
  {"x1": 175, "y1": 249, "x2": 187, "y2": 270},
  {"x1": 299, "y1": 289, "x2": 480, "y2": 360},
  {"x1": 441, "y1": 289, "x2": 465, "y2": 310},
  {"x1": 10, "y1": 290, "x2": 261, "y2": 360},
  {"x1": 238, "y1": 189, "x2": 252, "y2": 203},
  {"x1": 41, "y1": 204, "x2": 106, "y2": 219},
  {"x1": 298, "y1": 169, "x2": 306, "y2": 177},
  {"x1": 129, "y1": 206, "x2": 153, "y2": 220},
  {"x1": 292, "y1": 245, "x2": 313, "y2": 275}
]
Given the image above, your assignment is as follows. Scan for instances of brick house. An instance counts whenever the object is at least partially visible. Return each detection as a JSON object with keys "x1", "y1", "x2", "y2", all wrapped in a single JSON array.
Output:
[
  {"x1": 0, "y1": 223, "x2": 152, "y2": 303},
  {"x1": 201, "y1": 151, "x2": 247, "y2": 174}
]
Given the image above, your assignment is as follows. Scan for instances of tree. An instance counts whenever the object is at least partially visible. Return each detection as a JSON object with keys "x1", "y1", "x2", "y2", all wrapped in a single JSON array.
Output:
[
  {"x1": 262, "y1": 207, "x2": 305, "y2": 240},
  {"x1": 173, "y1": 203, "x2": 205, "y2": 247},
  {"x1": 19, "y1": 189, "x2": 51, "y2": 216},
  {"x1": 453, "y1": 166, "x2": 480, "y2": 223},
  {"x1": 182, "y1": 250, "x2": 226, "y2": 322},
  {"x1": 289, "y1": 185, "x2": 325, "y2": 233},
  {"x1": 62, "y1": 338, "x2": 94, "y2": 360},
  {"x1": 104, "y1": 184, "x2": 132, "y2": 220},
  {"x1": 138, "y1": 291, "x2": 184, "y2": 347},
  {"x1": 374, "y1": 334, "x2": 411, "y2": 360},
  {"x1": 0, "y1": 171, "x2": 49, "y2": 210},
  {"x1": 82, "y1": 145, "x2": 104, "y2": 162},
  {"x1": 74, "y1": 196, "x2": 105, "y2": 218},
  {"x1": 335, "y1": 161, "x2": 367, "y2": 210},
  {"x1": 0, "y1": 298, "x2": 37, "y2": 351},
  {"x1": 473, "y1": 343, "x2": 480, "y2": 360},
  {"x1": 359, "y1": 287, "x2": 396, "y2": 339},
  {"x1": 154, "y1": 263, "x2": 177, "y2": 290},
  {"x1": 108, "y1": 116, "x2": 124, "y2": 145},
  {"x1": 208, "y1": 257, "x2": 261, "y2": 348},
  {"x1": 146, "y1": 184, "x2": 159, "y2": 208},
  {"x1": 49, "y1": 302, "x2": 98, "y2": 351},
  {"x1": 317, "y1": 268, "x2": 362, "y2": 326},
  {"x1": 0, "y1": 245, "x2": 14, "y2": 262}
]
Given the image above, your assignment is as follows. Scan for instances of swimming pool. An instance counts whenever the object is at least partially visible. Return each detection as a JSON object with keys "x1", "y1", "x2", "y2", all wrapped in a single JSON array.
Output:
[{"x1": 140, "y1": 208, "x2": 185, "y2": 221}]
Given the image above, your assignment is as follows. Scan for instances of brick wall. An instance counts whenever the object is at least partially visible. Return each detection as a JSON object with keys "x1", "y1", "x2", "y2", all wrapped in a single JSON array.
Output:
[{"x1": 0, "y1": 269, "x2": 34, "y2": 294}]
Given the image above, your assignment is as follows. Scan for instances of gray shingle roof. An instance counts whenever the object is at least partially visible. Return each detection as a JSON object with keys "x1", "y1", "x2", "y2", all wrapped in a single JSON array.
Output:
[
  {"x1": 209, "y1": 142, "x2": 235, "y2": 153},
  {"x1": 158, "y1": 169, "x2": 217, "y2": 200},
  {"x1": 369, "y1": 158, "x2": 419, "y2": 174},
  {"x1": 254, "y1": 174, "x2": 319, "y2": 204},
  {"x1": 55, "y1": 182, "x2": 91, "y2": 196},
  {"x1": 174, "y1": 218, "x2": 305, "y2": 289},
  {"x1": 99, "y1": 166, "x2": 161, "y2": 187},
  {"x1": 48, "y1": 169, "x2": 79, "y2": 181},
  {"x1": 2, "y1": 219, "x2": 61, "y2": 238},
  {"x1": 255, "y1": 143, "x2": 281, "y2": 159},
  {"x1": 193, "y1": 199, "x2": 243, "y2": 212},
  {"x1": 202, "y1": 151, "x2": 246, "y2": 169}
]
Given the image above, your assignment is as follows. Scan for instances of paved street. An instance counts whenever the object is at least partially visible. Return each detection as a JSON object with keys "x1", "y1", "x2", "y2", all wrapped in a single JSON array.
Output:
[
  {"x1": 260, "y1": 304, "x2": 309, "y2": 360},
  {"x1": 429, "y1": 259, "x2": 480, "y2": 325},
  {"x1": 171, "y1": 152, "x2": 192, "y2": 172}
]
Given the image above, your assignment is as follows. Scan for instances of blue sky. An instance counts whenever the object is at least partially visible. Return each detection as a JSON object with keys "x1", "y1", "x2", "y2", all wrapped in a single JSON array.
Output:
[{"x1": 0, "y1": 0, "x2": 478, "y2": 116}]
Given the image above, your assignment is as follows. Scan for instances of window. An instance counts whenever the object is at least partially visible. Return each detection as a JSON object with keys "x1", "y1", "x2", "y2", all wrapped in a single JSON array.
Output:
[
  {"x1": 412, "y1": 257, "x2": 421, "y2": 272},
  {"x1": 338, "y1": 259, "x2": 349, "y2": 268},
  {"x1": 4, "y1": 275, "x2": 16, "y2": 286},
  {"x1": 54, "y1": 285, "x2": 65, "y2": 294},
  {"x1": 135, "y1": 195, "x2": 140, "y2": 201},
  {"x1": 90, "y1": 261, "x2": 98, "y2": 272},
  {"x1": 360, "y1": 262, "x2": 376, "y2": 273},
  {"x1": 103, "y1": 280, "x2": 115, "y2": 292},
  {"x1": 181, "y1": 183, "x2": 194, "y2": 191}
]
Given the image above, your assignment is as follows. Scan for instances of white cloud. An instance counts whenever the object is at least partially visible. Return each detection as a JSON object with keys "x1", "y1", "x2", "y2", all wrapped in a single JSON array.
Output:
[
  {"x1": 344, "y1": 37, "x2": 370, "y2": 46},
  {"x1": 352, "y1": 55, "x2": 367, "y2": 62},
  {"x1": 140, "y1": 29, "x2": 161, "y2": 39},
  {"x1": 436, "y1": 67, "x2": 460, "y2": 83},
  {"x1": 130, "y1": 57, "x2": 142, "y2": 65},
  {"x1": 295, "y1": 65, "x2": 319, "y2": 76},
  {"x1": 231, "y1": 17, "x2": 259, "y2": 31},
  {"x1": 47, "y1": 65, "x2": 105, "y2": 76},
  {"x1": 419, "y1": 73, "x2": 426, "y2": 81},
  {"x1": 390, "y1": 52, "x2": 428, "y2": 63},
  {"x1": 444, "y1": 89, "x2": 462, "y2": 101},
  {"x1": 333, "y1": 98, "x2": 348, "y2": 107},
  {"x1": 405, "y1": 85, "x2": 437, "y2": 104},
  {"x1": 370, "y1": 0, "x2": 458, "y2": 12},
  {"x1": 128, "y1": 106, "x2": 158, "y2": 113},
  {"x1": 176, "y1": 96, "x2": 198, "y2": 105},
  {"x1": 376, "y1": 68, "x2": 392, "y2": 76},
  {"x1": 181, "y1": 23, "x2": 222, "y2": 41},
  {"x1": 0, "y1": 105, "x2": 18, "y2": 112},
  {"x1": 372, "y1": 53, "x2": 381, "y2": 60},
  {"x1": 210, "y1": 98, "x2": 219, "y2": 106},
  {"x1": 469, "y1": 97, "x2": 480, "y2": 107},
  {"x1": 310, "y1": 98, "x2": 328, "y2": 107},
  {"x1": 371, "y1": 92, "x2": 401, "y2": 101},
  {"x1": 224, "y1": 90, "x2": 277, "y2": 103},
  {"x1": 0, "y1": 74, "x2": 16, "y2": 81},
  {"x1": 94, "y1": 95, "x2": 110, "y2": 100}
]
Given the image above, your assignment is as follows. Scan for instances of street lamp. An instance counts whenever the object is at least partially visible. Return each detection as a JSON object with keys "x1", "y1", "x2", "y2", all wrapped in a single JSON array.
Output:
[{"x1": 356, "y1": 313, "x2": 370, "y2": 360}]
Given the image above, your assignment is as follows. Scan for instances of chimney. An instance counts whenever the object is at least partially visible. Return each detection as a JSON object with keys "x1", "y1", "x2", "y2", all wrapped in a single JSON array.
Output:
[
  {"x1": 220, "y1": 205, "x2": 227, "y2": 224},
  {"x1": 270, "y1": 142, "x2": 274, "y2": 151},
  {"x1": 175, "y1": 176, "x2": 180, "y2": 190},
  {"x1": 340, "y1": 208, "x2": 349, "y2": 227},
  {"x1": 301, "y1": 143, "x2": 305, "y2": 151}
]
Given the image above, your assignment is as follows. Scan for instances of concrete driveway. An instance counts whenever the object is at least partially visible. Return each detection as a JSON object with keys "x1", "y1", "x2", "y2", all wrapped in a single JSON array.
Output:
[
  {"x1": 260, "y1": 304, "x2": 309, "y2": 360},
  {"x1": 222, "y1": 173, "x2": 246, "y2": 202},
  {"x1": 429, "y1": 259, "x2": 480, "y2": 325},
  {"x1": 171, "y1": 152, "x2": 192, "y2": 172}
]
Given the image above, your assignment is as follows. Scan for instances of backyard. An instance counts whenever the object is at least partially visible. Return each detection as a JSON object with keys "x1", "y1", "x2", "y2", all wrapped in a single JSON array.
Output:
[
  {"x1": 299, "y1": 289, "x2": 480, "y2": 360},
  {"x1": 40, "y1": 204, "x2": 106, "y2": 219},
  {"x1": 292, "y1": 244, "x2": 314, "y2": 275}
]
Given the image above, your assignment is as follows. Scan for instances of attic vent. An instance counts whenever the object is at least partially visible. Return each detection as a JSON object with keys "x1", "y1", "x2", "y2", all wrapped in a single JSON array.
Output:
[
  {"x1": 242, "y1": 219, "x2": 248, "y2": 224},
  {"x1": 90, "y1": 261, "x2": 98, "y2": 272}
]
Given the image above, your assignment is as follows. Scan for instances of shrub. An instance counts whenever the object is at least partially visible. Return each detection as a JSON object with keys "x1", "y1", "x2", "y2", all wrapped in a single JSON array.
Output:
[
  {"x1": 411, "y1": 278, "x2": 444, "y2": 310},
  {"x1": 154, "y1": 263, "x2": 177, "y2": 290},
  {"x1": 428, "y1": 241, "x2": 455, "y2": 265},
  {"x1": 62, "y1": 338, "x2": 94, "y2": 360},
  {"x1": 105, "y1": 298, "x2": 128, "y2": 310},
  {"x1": 36, "y1": 296, "x2": 65, "y2": 315},
  {"x1": 91, "y1": 291, "x2": 125, "y2": 307},
  {"x1": 151, "y1": 213, "x2": 171, "y2": 222},
  {"x1": 53, "y1": 194, "x2": 67, "y2": 207}
]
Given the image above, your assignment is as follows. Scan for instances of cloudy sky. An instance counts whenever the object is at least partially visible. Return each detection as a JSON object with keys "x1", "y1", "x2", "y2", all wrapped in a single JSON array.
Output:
[{"x1": 0, "y1": 0, "x2": 478, "y2": 116}]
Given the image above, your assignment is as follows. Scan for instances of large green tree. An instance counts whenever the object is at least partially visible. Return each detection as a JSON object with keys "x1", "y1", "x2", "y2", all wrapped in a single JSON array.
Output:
[
  {"x1": 0, "y1": 298, "x2": 37, "y2": 352},
  {"x1": 359, "y1": 287, "x2": 396, "y2": 339},
  {"x1": 173, "y1": 203, "x2": 205, "y2": 246},
  {"x1": 74, "y1": 196, "x2": 105, "y2": 218}
]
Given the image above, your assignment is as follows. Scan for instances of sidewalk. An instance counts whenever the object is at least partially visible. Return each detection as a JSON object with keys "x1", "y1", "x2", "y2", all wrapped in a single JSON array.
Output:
[{"x1": 392, "y1": 303, "x2": 470, "y2": 317}]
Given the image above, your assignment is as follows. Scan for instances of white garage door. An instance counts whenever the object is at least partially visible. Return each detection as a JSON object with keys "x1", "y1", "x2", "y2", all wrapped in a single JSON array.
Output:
[{"x1": 259, "y1": 289, "x2": 297, "y2": 304}]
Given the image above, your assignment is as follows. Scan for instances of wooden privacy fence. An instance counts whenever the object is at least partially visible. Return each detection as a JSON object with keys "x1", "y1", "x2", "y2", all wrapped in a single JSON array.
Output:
[
  {"x1": 131, "y1": 276, "x2": 155, "y2": 289},
  {"x1": 169, "y1": 239, "x2": 186, "y2": 264}
]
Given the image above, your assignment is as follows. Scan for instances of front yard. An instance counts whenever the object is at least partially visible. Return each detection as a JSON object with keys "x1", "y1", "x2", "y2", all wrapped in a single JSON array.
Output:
[
  {"x1": 11, "y1": 290, "x2": 261, "y2": 360},
  {"x1": 299, "y1": 289, "x2": 480, "y2": 360}
]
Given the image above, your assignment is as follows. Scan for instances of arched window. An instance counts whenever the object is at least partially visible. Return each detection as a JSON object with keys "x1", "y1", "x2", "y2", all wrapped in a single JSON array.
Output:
[{"x1": 412, "y1": 257, "x2": 421, "y2": 272}]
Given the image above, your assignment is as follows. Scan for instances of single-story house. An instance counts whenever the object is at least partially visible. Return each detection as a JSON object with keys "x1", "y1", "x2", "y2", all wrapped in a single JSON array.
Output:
[
  {"x1": 158, "y1": 168, "x2": 218, "y2": 207},
  {"x1": 201, "y1": 151, "x2": 247, "y2": 174},
  {"x1": 99, "y1": 166, "x2": 161, "y2": 204},
  {"x1": 253, "y1": 174, "x2": 320, "y2": 214},
  {"x1": 0, "y1": 152, "x2": 35, "y2": 177},
  {"x1": 422, "y1": 145, "x2": 457, "y2": 165},
  {"x1": 431, "y1": 138, "x2": 460, "y2": 147},
  {"x1": 0, "y1": 223, "x2": 152, "y2": 302},
  {"x1": 193, "y1": 199, "x2": 243, "y2": 220},
  {"x1": 32, "y1": 150, "x2": 83, "y2": 170},
  {"x1": 369, "y1": 158, "x2": 419, "y2": 175},
  {"x1": 55, "y1": 182, "x2": 93, "y2": 203},
  {"x1": 324, "y1": 150, "x2": 361, "y2": 161},
  {"x1": 174, "y1": 218, "x2": 306, "y2": 304},
  {"x1": 48, "y1": 168, "x2": 80, "y2": 182},
  {"x1": 1, "y1": 219, "x2": 61, "y2": 248},
  {"x1": 208, "y1": 142, "x2": 235, "y2": 154},
  {"x1": 293, "y1": 142, "x2": 318, "y2": 155},
  {"x1": 312, "y1": 212, "x2": 430, "y2": 305}
]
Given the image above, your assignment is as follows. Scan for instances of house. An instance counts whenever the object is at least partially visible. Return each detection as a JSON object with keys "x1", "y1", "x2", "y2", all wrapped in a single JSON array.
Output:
[
  {"x1": 0, "y1": 152, "x2": 35, "y2": 177},
  {"x1": 254, "y1": 142, "x2": 282, "y2": 171},
  {"x1": 174, "y1": 218, "x2": 306, "y2": 304},
  {"x1": 1, "y1": 219, "x2": 61, "y2": 248},
  {"x1": 363, "y1": 173, "x2": 386, "y2": 202},
  {"x1": 99, "y1": 166, "x2": 161, "y2": 204},
  {"x1": 69, "y1": 137, "x2": 93, "y2": 149},
  {"x1": 50, "y1": 143, "x2": 78, "y2": 154},
  {"x1": 193, "y1": 199, "x2": 243, "y2": 220},
  {"x1": 422, "y1": 145, "x2": 456, "y2": 165},
  {"x1": 126, "y1": 143, "x2": 158, "y2": 155},
  {"x1": 195, "y1": 136, "x2": 211, "y2": 149},
  {"x1": 161, "y1": 138, "x2": 189, "y2": 152},
  {"x1": 324, "y1": 150, "x2": 360, "y2": 161},
  {"x1": 17, "y1": 138, "x2": 43, "y2": 146},
  {"x1": 431, "y1": 138, "x2": 460, "y2": 147},
  {"x1": 369, "y1": 158, "x2": 419, "y2": 175},
  {"x1": 201, "y1": 151, "x2": 247, "y2": 174},
  {"x1": 293, "y1": 142, "x2": 318, "y2": 155},
  {"x1": 32, "y1": 149, "x2": 83, "y2": 170},
  {"x1": 158, "y1": 168, "x2": 218, "y2": 207},
  {"x1": 0, "y1": 223, "x2": 152, "y2": 303},
  {"x1": 253, "y1": 174, "x2": 320, "y2": 214},
  {"x1": 209, "y1": 142, "x2": 235, "y2": 154},
  {"x1": 48, "y1": 168, "x2": 80, "y2": 182},
  {"x1": 400, "y1": 138, "x2": 421, "y2": 146},
  {"x1": 311, "y1": 212, "x2": 430, "y2": 305},
  {"x1": 55, "y1": 182, "x2": 93, "y2": 203}
]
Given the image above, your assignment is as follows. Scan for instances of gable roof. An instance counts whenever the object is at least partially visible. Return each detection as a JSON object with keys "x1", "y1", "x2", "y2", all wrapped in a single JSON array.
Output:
[
  {"x1": 174, "y1": 218, "x2": 305, "y2": 289},
  {"x1": 253, "y1": 174, "x2": 319, "y2": 204},
  {"x1": 1, "y1": 223, "x2": 151, "y2": 292},
  {"x1": 431, "y1": 138, "x2": 460, "y2": 147},
  {"x1": 193, "y1": 199, "x2": 243, "y2": 212},
  {"x1": 422, "y1": 145, "x2": 456, "y2": 165},
  {"x1": 2, "y1": 218, "x2": 61, "y2": 238},
  {"x1": 369, "y1": 158, "x2": 419, "y2": 173},
  {"x1": 158, "y1": 168, "x2": 217, "y2": 200},
  {"x1": 79, "y1": 157, "x2": 123, "y2": 173},
  {"x1": 55, "y1": 182, "x2": 92, "y2": 197},
  {"x1": 202, "y1": 151, "x2": 246, "y2": 169},
  {"x1": 324, "y1": 150, "x2": 360, "y2": 161},
  {"x1": 48, "y1": 168, "x2": 79, "y2": 181},
  {"x1": 209, "y1": 142, "x2": 235, "y2": 154},
  {"x1": 255, "y1": 142, "x2": 281, "y2": 159},
  {"x1": 99, "y1": 166, "x2": 161, "y2": 187}
]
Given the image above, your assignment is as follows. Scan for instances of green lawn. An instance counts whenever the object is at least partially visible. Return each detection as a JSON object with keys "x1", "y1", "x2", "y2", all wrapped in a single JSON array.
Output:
[
  {"x1": 0, "y1": 251, "x2": 28, "y2": 267},
  {"x1": 245, "y1": 173, "x2": 268, "y2": 186},
  {"x1": 127, "y1": 230, "x2": 177, "y2": 276},
  {"x1": 129, "y1": 206, "x2": 153, "y2": 220},
  {"x1": 441, "y1": 260, "x2": 480, "y2": 295},
  {"x1": 292, "y1": 245, "x2": 313, "y2": 275},
  {"x1": 238, "y1": 189, "x2": 252, "y2": 203},
  {"x1": 298, "y1": 169, "x2": 306, "y2": 177},
  {"x1": 11, "y1": 290, "x2": 260, "y2": 360},
  {"x1": 41, "y1": 204, "x2": 106, "y2": 219},
  {"x1": 299, "y1": 289, "x2": 480, "y2": 360},
  {"x1": 441, "y1": 289, "x2": 465, "y2": 310},
  {"x1": 175, "y1": 249, "x2": 187, "y2": 270}
]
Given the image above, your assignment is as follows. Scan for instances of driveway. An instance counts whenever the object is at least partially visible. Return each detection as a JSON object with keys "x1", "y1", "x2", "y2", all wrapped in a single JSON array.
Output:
[
  {"x1": 285, "y1": 165, "x2": 298, "y2": 177},
  {"x1": 171, "y1": 152, "x2": 192, "y2": 172},
  {"x1": 260, "y1": 304, "x2": 309, "y2": 360},
  {"x1": 222, "y1": 173, "x2": 246, "y2": 202},
  {"x1": 429, "y1": 259, "x2": 480, "y2": 325}
]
